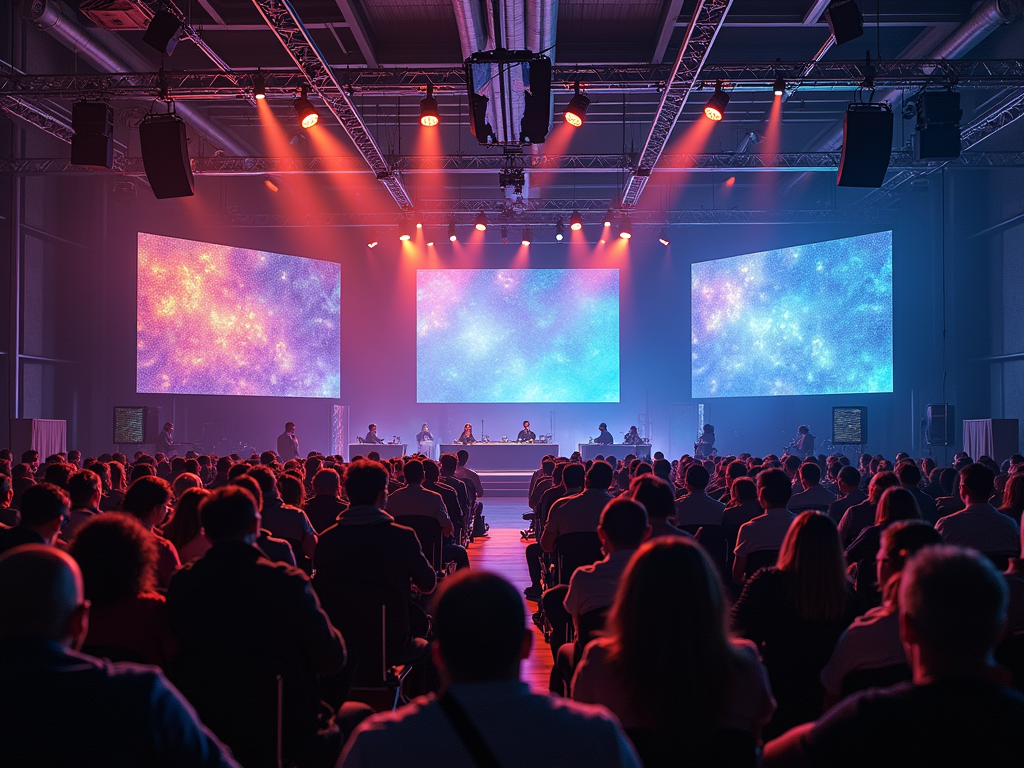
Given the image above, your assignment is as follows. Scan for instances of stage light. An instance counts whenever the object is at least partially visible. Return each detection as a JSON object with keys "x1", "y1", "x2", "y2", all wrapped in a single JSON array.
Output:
[
  {"x1": 293, "y1": 86, "x2": 319, "y2": 129},
  {"x1": 253, "y1": 70, "x2": 266, "y2": 100},
  {"x1": 419, "y1": 82, "x2": 440, "y2": 127},
  {"x1": 773, "y1": 75, "x2": 785, "y2": 97},
  {"x1": 658, "y1": 227, "x2": 670, "y2": 246},
  {"x1": 522, "y1": 227, "x2": 533, "y2": 246},
  {"x1": 474, "y1": 211, "x2": 488, "y2": 231},
  {"x1": 448, "y1": 222, "x2": 458, "y2": 241},
  {"x1": 564, "y1": 80, "x2": 590, "y2": 128},
  {"x1": 415, "y1": 219, "x2": 423, "y2": 229},
  {"x1": 427, "y1": 239, "x2": 435, "y2": 247},
  {"x1": 704, "y1": 82, "x2": 729, "y2": 121},
  {"x1": 143, "y1": 10, "x2": 181, "y2": 57},
  {"x1": 367, "y1": 240, "x2": 378, "y2": 249},
  {"x1": 398, "y1": 220, "x2": 412, "y2": 241},
  {"x1": 618, "y1": 216, "x2": 632, "y2": 240},
  {"x1": 569, "y1": 210, "x2": 583, "y2": 231},
  {"x1": 263, "y1": 177, "x2": 279, "y2": 193},
  {"x1": 555, "y1": 219, "x2": 565, "y2": 241},
  {"x1": 603, "y1": 209, "x2": 614, "y2": 227},
  {"x1": 501, "y1": 226, "x2": 509, "y2": 245}
]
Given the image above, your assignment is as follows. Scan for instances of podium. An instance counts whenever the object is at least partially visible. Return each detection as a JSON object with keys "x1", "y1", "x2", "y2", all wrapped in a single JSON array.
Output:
[{"x1": 963, "y1": 419, "x2": 1019, "y2": 464}]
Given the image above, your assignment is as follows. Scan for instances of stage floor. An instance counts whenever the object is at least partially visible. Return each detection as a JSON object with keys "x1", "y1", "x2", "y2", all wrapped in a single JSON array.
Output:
[{"x1": 465, "y1": 498, "x2": 553, "y2": 694}]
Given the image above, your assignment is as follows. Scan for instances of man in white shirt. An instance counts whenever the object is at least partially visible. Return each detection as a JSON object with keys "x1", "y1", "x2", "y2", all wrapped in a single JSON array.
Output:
[
  {"x1": 454, "y1": 450, "x2": 484, "y2": 501},
  {"x1": 339, "y1": 571, "x2": 642, "y2": 768},
  {"x1": 673, "y1": 463, "x2": 725, "y2": 530},
  {"x1": 936, "y1": 463, "x2": 1020, "y2": 557},
  {"x1": 733, "y1": 469, "x2": 797, "y2": 584},
  {"x1": 788, "y1": 462, "x2": 837, "y2": 512}
]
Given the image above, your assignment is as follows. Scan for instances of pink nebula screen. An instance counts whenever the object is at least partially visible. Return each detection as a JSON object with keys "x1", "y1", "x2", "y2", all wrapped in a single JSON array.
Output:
[{"x1": 137, "y1": 233, "x2": 341, "y2": 398}]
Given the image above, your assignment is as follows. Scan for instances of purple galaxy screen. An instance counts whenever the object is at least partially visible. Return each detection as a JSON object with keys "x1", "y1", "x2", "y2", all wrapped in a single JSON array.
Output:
[
  {"x1": 417, "y1": 269, "x2": 620, "y2": 403},
  {"x1": 137, "y1": 233, "x2": 341, "y2": 398}
]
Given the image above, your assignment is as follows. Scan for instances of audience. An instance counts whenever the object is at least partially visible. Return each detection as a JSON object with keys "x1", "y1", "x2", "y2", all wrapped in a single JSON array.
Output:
[
  {"x1": 121, "y1": 475, "x2": 181, "y2": 589},
  {"x1": 788, "y1": 462, "x2": 837, "y2": 512},
  {"x1": 630, "y1": 474, "x2": 689, "y2": 539},
  {"x1": 826, "y1": 467, "x2": 865, "y2": 527},
  {"x1": 732, "y1": 469, "x2": 797, "y2": 584},
  {"x1": 304, "y1": 467, "x2": 349, "y2": 534},
  {"x1": 0, "y1": 482, "x2": 69, "y2": 556},
  {"x1": 0, "y1": 474, "x2": 16, "y2": 527},
  {"x1": 936, "y1": 463, "x2": 1020, "y2": 561},
  {"x1": 844, "y1": 486, "x2": 922, "y2": 604},
  {"x1": 339, "y1": 571, "x2": 642, "y2": 767},
  {"x1": 162, "y1": 487, "x2": 213, "y2": 564},
  {"x1": 837, "y1": 470, "x2": 900, "y2": 547}
]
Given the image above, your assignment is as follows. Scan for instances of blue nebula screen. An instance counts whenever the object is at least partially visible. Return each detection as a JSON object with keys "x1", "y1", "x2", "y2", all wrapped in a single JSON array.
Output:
[
  {"x1": 137, "y1": 233, "x2": 341, "y2": 398},
  {"x1": 417, "y1": 269, "x2": 620, "y2": 403},
  {"x1": 691, "y1": 231, "x2": 893, "y2": 398}
]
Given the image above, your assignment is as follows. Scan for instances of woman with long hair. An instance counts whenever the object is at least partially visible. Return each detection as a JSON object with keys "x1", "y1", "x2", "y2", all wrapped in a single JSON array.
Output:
[
  {"x1": 732, "y1": 511, "x2": 860, "y2": 738},
  {"x1": 161, "y1": 487, "x2": 212, "y2": 564},
  {"x1": 572, "y1": 538, "x2": 774, "y2": 763},
  {"x1": 121, "y1": 475, "x2": 180, "y2": 589},
  {"x1": 999, "y1": 473, "x2": 1024, "y2": 526}
]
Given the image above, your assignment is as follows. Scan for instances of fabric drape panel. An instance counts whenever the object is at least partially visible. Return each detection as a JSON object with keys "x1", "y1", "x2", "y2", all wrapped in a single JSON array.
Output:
[
  {"x1": 10, "y1": 419, "x2": 67, "y2": 458},
  {"x1": 963, "y1": 419, "x2": 994, "y2": 462}
]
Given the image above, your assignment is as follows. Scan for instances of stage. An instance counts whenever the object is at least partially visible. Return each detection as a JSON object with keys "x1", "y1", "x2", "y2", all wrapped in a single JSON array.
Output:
[{"x1": 439, "y1": 443, "x2": 558, "y2": 471}]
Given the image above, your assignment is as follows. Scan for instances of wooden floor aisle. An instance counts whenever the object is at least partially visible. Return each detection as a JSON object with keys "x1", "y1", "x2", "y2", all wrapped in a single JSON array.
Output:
[{"x1": 464, "y1": 498, "x2": 554, "y2": 693}]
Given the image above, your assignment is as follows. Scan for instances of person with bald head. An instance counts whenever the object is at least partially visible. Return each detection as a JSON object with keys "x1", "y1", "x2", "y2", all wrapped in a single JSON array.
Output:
[{"x1": 0, "y1": 545, "x2": 239, "y2": 766}]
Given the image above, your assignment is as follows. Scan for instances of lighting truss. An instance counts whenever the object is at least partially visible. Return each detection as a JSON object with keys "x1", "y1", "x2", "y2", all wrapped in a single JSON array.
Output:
[
  {"x1": 621, "y1": 0, "x2": 734, "y2": 209},
  {"x1": 247, "y1": 0, "x2": 413, "y2": 210}
]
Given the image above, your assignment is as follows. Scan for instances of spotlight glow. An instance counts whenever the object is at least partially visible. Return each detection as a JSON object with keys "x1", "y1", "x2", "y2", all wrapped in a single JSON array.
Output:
[
  {"x1": 448, "y1": 222, "x2": 458, "y2": 242},
  {"x1": 569, "y1": 210, "x2": 583, "y2": 231},
  {"x1": 474, "y1": 211, "x2": 488, "y2": 231},
  {"x1": 704, "y1": 82, "x2": 730, "y2": 122}
]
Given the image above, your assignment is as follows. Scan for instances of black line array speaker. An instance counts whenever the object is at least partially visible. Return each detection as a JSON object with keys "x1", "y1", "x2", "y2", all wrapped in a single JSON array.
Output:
[
  {"x1": 914, "y1": 92, "x2": 962, "y2": 161},
  {"x1": 140, "y1": 113, "x2": 194, "y2": 199},
  {"x1": 71, "y1": 102, "x2": 114, "y2": 169},
  {"x1": 926, "y1": 404, "x2": 954, "y2": 447},
  {"x1": 838, "y1": 103, "x2": 893, "y2": 188},
  {"x1": 825, "y1": 0, "x2": 864, "y2": 46}
]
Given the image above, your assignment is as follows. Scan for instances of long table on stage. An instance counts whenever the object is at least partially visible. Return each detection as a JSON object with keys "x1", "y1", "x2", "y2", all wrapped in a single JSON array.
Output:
[
  {"x1": 578, "y1": 443, "x2": 653, "y2": 462},
  {"x1": 438, "y1": 443, "x2": 559, "y2": 470},
  {"x1": 348, "y1": 443, "x2": 406, "y2": 460}
]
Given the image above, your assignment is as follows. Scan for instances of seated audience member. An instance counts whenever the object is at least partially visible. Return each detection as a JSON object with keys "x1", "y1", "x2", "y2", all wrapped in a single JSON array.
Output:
[
  {"x1": 247, "y1": 466, "x2": 317, "y2": 569},
  {"x1": 723, "y1": 477, "x2": 764, "y2": 554},
  {"x1": 540, "y1": 460, "x2": 614, "y2": 554},
  {"x1": 0, "y1": 546, "x2": 239, "y2": 767},
  {"x1": 121, "y1": 476, "x2": 180, "y2": 589},
  {"x1": 820, "y1": 521, "x2": 944, "y2": 708},
  {"x1": 732, "y1": 469, "x2": 798, "y2": 585},
  {"x1": 208, "y1": 456, "x2": 233, "y2": 490},
  {"x1": 788, "y1": 462, "x2": 837, "y2": 512},
  {"x1": 454, "y1": 449, "x2": 484, "y2": 503},
  {"x1": 935, "y1": 469, "x2": 967, "y2": 517},
  {"x1": 230, "y1": 475, "x2": 295, "y2": 566},
  {"x1": 278, "y1": 473, "x2": 305, "y2": 508},
  {"x1": 837, "y1": 471, "x2": 900, "y2": 547},
  {"x1": 0, "y1": 482, "x2": 69, "y2": 556},
  {"x1": 11, "y1": 463, "x2": 36, "y2": 508},
  {"x1": 897, "y1": 460, "x2": 939, "y2": 524},
  {"x1": 936, "y1": 463, "x2": 1020, "y2": 560},
  {"x1": 524, "y1": 463, "x2": 586, "y2": 600},
  {"x1": 387, "y1": 460, "x2": 469, "y2": 571},
  {"x1": 67, "y1": 513, "x2": 177, "y2": 667},
  {"x1": 529, "y1": 458, "x2": 557, "y2": 512},
  {"x1": 544, "y1": 498, "x2": 651, "y2": 668},
  {"x1": 733, "y1": 511, "x2": 861, "y2": 738},
  {"x1": 827, "y1": 466, "x2": 866, "y2": 526},
  {"x1": 43, "y1": 461, "x2": 74, "y2": 490},
  {"x1": 1007, "y1": 523, "x2": 1024, "y2": 634},
  {"x1": 172, "y1": 472, "x2": 203, "y2": 500},
  {"x1": 845, "y1": 487, "x2": 921, "y2": 604},
  {"x1": 339, "y1": 571, "x2": 642, "y2": 768},
  {"x1": 162, "y1": 488, "x2": 213, "y2": 564},
  {"x1": 631, "y1": 474, "x2": 690, "y2": 540},
  {"x1": 0, "y1": 474, "x2": 17, "y2": 527},
  {"x1": 313, "y1": 460, "x2": 436, "y2": 666},
  {"x1": 423, "y1": 460, "x2": 465, "y2": 534},
  {"x1": 168, "y1": 486, "x2": 354, "y2": 766},
  {"x1": 537, "y1": 462, "x2": 569, "y2": 530},
  {"x1": 63, "y1": 469, "x2": 104, "y2": 542},
  {"x1": 101, "y1": 461, "x2": 128, "y2": 511},
  {"x1": 765, "y1": 546, "x2": 1024, "y2": 768},
  {"x1": 303, "y1": 468, "x2": 349, "y2": 534},
  {"x1": 673, "y1": 463, "x2": 726, "y2": 531},
  {"x1": 439, "y1": 453, "x2": 472, "y2": 526},
  {"x1": 573, "y1": 538, "x2": 775, "y2": 761}
]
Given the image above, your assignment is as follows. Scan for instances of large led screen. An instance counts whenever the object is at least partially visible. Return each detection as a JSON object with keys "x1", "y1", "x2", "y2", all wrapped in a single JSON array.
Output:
[
  {"x1": 691, "y1": 231, "x2": 893, "y2": 398},
  {"x1": 417, "y1": 269, "x2": 619, "y2": 403},
  {"x1": 137, "y1": 233, "x2": 341, "y2": 398}
]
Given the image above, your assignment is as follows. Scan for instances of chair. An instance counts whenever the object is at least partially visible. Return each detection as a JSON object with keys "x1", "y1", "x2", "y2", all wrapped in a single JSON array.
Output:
[
  {"x1": 743, "y1": 549, "x2": 779, "y2": 580},
  {"x1": 625, "y1": 728, "x2": 758, "y2": 768},
  {"x1": 554, "y1": 532, "x2": 603, "y2": 585},
  {"x1": 395, "y1": 514, "x2": 444, "y2": 572},
  {"x1": 840, "y1": 663, "x2": 912, "y2": 697},
  {"x1": 695, "y1": 525, "x2": 729, "y2": 579},
  {"x1": 551, "y1": 607, "x2": 609, "y2": 697}
]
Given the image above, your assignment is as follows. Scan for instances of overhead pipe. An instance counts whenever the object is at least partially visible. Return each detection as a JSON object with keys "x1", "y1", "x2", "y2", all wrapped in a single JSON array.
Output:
[{"x1": 24, "y1": 0, "x2": 255, "y2": 156}]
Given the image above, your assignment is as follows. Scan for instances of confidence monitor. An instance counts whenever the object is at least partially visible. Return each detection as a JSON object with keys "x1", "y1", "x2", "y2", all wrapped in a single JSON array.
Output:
[
  {"x1": 113, "y1": 406, "x2": 160, "y2": 444},
  {"x1": 833, "y1": 406, "x2": 868, "y2": 446}
]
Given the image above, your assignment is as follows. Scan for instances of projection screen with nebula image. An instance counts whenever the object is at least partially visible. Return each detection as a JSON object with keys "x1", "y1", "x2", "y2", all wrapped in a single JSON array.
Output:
[
  {"x1": 691, "y1": 231, "x2": 893, "y2": 398},
  {"x1": 137, "y1": 233, "x2": 341, "y2": 398},
  {"x1": 417, "y1": 269, "x2": 619, "y2": 403}
]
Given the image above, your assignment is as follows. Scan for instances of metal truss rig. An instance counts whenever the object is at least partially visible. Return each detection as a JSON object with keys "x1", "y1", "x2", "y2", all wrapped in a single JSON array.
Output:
[
  {"x1": 621, "y1": 0, "x2": 734, "y2": 209},
  {"x1": 4, "y1": 60, "x2": 1024, "y2": 100},
  {"x1": 248, "y1": 0, "x2": 412, "y2": 209}
]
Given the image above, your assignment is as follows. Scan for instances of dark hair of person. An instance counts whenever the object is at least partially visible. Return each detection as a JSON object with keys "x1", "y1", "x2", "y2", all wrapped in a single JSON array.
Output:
[
  {"x1": 999, "y1": 473, "x2": 1024, "y2": 519},
  {"x1": 896, "y1": 461, "x2": 922, "y2": 487},
  {"x1": 599, "y1": 497, "x2": 649, "y2": 548},
  {"x1": 121, "y1": 476, "x2": 172, "y2": 518},
  {"x1": 868, "y1": 471, "x2": 901, "y2": 503},
  {"x1": 439, "y1": 453, "x2": 458, "y2": 473},
  {"x1": 162, "y1": 487, "x2": 211, "y2": 553},
  {"x1": 404, "y1": 460, "x2": 425, "y2": 484},
  {"x1": 541, "y1": 459, "x2": 556, "y2": 475},
  {"x1": 585, "y1": 460, "x2": 614, "y2": 490},
  {"x1": 756, "y1": 468, "x2": 792, "y2": 508},
  {"x1": 200, "y1": 486, "x2": 258, "y2": 542},
  {"x1": 89, "y1": 462, "x2": 111, "y2": 492},
  {"x1": 43, "y1": 462, "x2": 74, "y2": 489},
  {"x1": 278, "y1": 474, "x2": 304, "y2": 507},
  {"x1": 311, "y1": 468, "x2": 341, "y2": 496},
  {"x1": 230, "y1": 475, "x2": 263, "y2": 512},
  {"x1": 684, "y1": 463, "x2": 710, "y2": 491},
  {"x1": 561, "y1": 463, "x2": 585, "y2": 488},
  {"x1": 67, "y1": 470, "x2": 102, "y2": 509},
  {"x1": 776, "y1": 511, "x2": 848, "y2": 622},
  {"x1": 68, "y1": 513, "x2": 157, "y2": 606},
  {"x1": 798, "y1": 462, "x2": 821, "y2": 485},
  {"x1": 344, "y1": 460, "x2": 389, "y2": 506},
  {"x1": 246, "y1": 465, "x2": 278, "y2": 496},
  {"x1": 19, "y1": 483, "x2": 70, "y2": 527},
  {"x1": 434, "y1": 571, "x2": 526, "y2": 682},
  {"x1": 456, "y1": 450, "x2": 470, "y2": 465},
  {"x1": 880, "y1": 520, "x2": 944, "y2": 577},
  {"x1": 605, "y1": 538, "x2": 740, "y2": 730},
  {"x1": 874, "y1": 486, "x2": 921, "y2": 526},
  {"x1": 959, "y1": 463, "x2": 995, "y2": 502},
  {"x1": 837, "y1": 465, "x2": 861, "y2": 488},
  {"x1": 729, "y1": 477, "x2": 758, "y2": 504},
  {"x1": 630, "y1": 475, "x2": 675, "y2": 521}
]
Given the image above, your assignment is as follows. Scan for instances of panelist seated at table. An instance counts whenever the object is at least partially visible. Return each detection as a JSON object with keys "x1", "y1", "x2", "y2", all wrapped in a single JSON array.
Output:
[
  {"x1": 454, "y1": 423, "x2": 477, "y2": 445},
  {"x1": 416, "y1": 424, "x2": 433, "y2": 444},
  {"x1": 595, "y1": 423, "x2": 614, "y2": 445},
  {"x1": 363, "y1": 424, "x2": 385, "y2": 445},
  {"x1": 623, "y1": 426, "x2": 644, "y2": 445},
  {"x1": 517, "y1": 421, "x2": 536, "y2": 443}
]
